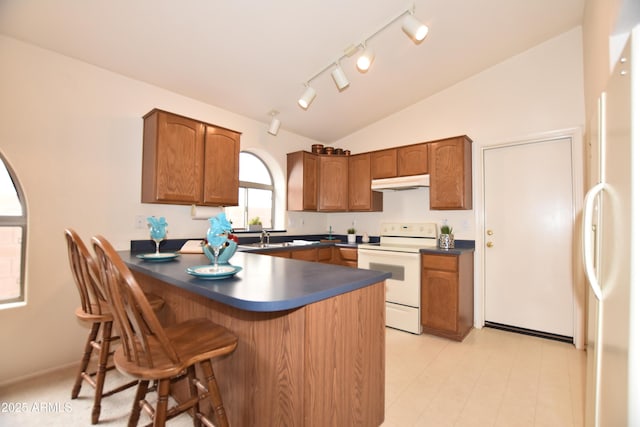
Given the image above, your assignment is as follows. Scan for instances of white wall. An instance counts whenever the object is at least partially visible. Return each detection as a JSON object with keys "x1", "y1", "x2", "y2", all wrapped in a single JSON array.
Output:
[
  {"x1": 329, "y1": 27, "x2": 586, "y2": 242},
  {"x1": 0, "y1": 35, "x2": 322, "y2": 385},
  {"x1": 0, "y1": 26, "x2": 586, "y2": 384}
]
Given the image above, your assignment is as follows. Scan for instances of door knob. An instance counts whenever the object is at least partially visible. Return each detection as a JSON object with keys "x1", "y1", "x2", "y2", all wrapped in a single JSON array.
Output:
[
  {"x1": 486, "y1": 242, "x2": 494, "y2": 248},
  {"x1": 487, "y1": 230, "x2": 494, "y2": 236}
]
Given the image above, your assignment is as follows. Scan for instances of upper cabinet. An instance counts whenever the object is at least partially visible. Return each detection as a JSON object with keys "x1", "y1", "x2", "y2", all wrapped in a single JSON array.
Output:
[
  {"x1": 318, "y1": 155, "x2": 349, "y2": 211},
  {"x1": 371, "y1": 143, "x2": 428, "y2": 178},
  {"x1": 397, "y1": 143, "x2": 428, "y2": 176},
  {"x1": 428, "y1": 136, "x2": 472, "y2": 210},
  {"x1": 286, "y1": 135, "x2": 471, "y2": 212},
  {"x1": 287, "y1": 151, "x2": 381, "y2": 212},
  {"x1": 287, "y1": 151, "x2": 318, "y2": 211},
  {"x1": 141, "y1": 109, "x2": 240, "y2": 206},
  {"x1": 371, "y1": 149, "x2": 397, "y2": 179},
  {"x1": 348, "y1": 153, "x2": 383, "y2": 212}
]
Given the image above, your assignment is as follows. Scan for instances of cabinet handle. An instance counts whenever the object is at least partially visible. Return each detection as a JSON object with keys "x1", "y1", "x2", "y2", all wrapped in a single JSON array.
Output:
[
  {"x1": 487, "y1": 230, "x2": 494, "y2": 236},
  {"x1": 486, "y1": 242, "x2": 494, "y2": 248}
]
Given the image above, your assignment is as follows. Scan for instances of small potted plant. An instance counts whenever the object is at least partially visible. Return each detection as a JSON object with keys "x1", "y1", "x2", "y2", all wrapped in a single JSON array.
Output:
[
  {"x1": 347, "y1": 227, "x2": 357, "y2": 244},
  {"x1": 439, "y1": 222, "x2": 455, "y2": 249},
  {"x1": 248, "y1": 216, "x2": 263, "y2": 231}
]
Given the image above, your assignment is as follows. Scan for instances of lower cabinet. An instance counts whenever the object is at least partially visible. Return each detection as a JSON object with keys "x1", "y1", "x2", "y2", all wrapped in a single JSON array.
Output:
[
  {"x1": 334, "y1": 247, "x2": 358, "y2": 268},
  {"x1": 421, "y1": 252, "x2": 474, "y2": 341},
  {"x1": 254, "y1": 245, "x2": 357, "y2": 267}
]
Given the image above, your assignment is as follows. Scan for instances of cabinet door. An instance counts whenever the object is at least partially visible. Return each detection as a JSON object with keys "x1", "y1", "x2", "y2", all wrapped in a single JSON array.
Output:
[
  {"x1": 318, "y1": 155, "x2": 348, "y2": 211},
  {"x1": 203, "y1": 126, "x2": 240, "y2": 206},
  {"x1": 317, "y1": 247, "x2": 333, "y2": 263},
  {"x1": 370, "y1": 149, "x2": 397, "y2": 179},
  {"x1": 142, "y1": 110, "x2": 205, "y2": 204},
  {"x1": 338, "y1": 247, "x2": 358, "y2": 268},
  {"x1": 348, "y1": 153, "x2": 382, "y2": 211},
  {"x1": 287, "y1": 151, "x2": 318, "y2": 211},
  {"x1": 428, "y1": 136, "x2": 473, "y2": 209},
  {"x1": 291, "y1": 248, "x2": 317, "y2": 261},
  {"x1": 421, "y1": 268, "x2": 459, "y2": 333},
  {"x1": 397, "y1": 143, "x2": 428, "y2": 176}
]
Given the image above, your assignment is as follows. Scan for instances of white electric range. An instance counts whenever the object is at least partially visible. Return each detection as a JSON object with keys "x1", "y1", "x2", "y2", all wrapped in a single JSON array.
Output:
[{"x1": 357, "y1": 222, "x2": 438, "y2": 334}]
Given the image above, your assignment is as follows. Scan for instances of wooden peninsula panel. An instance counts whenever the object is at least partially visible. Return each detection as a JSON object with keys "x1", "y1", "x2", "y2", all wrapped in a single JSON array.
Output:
[{"x1": 133, "y1": 271, "x2": 386, "y2": 426}]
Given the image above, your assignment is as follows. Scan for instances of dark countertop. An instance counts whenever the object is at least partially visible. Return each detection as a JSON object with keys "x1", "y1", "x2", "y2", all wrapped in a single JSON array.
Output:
[
  {"x1": 419, "y1": 239, "x2": 475, "y2": 255},
  {"x1": 120, "y1": 250, "x2": 391, "y2": 313}
]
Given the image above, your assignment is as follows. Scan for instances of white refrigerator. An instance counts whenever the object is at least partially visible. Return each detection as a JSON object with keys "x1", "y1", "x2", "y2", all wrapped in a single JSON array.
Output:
[{"x1": 582, "y1": 25, "x2": 640, "y2": 426}]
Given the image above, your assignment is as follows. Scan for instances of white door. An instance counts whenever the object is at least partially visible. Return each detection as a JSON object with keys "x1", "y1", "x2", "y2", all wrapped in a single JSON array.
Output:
[{"x1": 484, "y1": 137, "x2": 575, "y2": 338}]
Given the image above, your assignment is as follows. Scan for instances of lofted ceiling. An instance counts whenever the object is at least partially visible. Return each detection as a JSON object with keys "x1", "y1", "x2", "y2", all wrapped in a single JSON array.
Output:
[{"x1": 0, "y1": 0, "x2": 584, "y2": 142}]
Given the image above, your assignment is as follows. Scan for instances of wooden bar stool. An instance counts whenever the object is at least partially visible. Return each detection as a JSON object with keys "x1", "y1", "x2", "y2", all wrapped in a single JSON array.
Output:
[
  {"x1": 92, "y1": 235, "x2": 238, "y2": 427},
  {"x1": 65, "y1": 228, "x2": 164, "y2": 424}
]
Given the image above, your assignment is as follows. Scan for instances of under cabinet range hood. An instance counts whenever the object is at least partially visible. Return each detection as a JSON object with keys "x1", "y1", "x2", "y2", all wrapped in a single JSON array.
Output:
[{"x1": 371, "y1": 174, "x2": 430, "y2": 191}]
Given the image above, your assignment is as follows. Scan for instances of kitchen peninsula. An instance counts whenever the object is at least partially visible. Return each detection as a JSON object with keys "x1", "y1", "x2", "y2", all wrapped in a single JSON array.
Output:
[{"x1": 122, "y1": 250, "x2": 390, "y2": 426}]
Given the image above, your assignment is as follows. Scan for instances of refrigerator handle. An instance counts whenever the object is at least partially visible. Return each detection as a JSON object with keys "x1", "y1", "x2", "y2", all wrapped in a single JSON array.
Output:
[{"x1": 583, "y1": 182, "x2": 605, "y2": 301}]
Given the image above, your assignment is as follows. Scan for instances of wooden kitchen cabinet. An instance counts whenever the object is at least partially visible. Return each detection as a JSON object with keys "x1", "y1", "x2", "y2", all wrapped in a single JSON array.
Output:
[
  {"x1": 287, "y1": 151, "x2": 318, "y2": 211},
  {"x1": 397, "y1": 143, "x2": 428, "y2": 176},
  {"x1": 287, "y1": 151, "x2": 348, "y2": 212},
  {"x1": 203, "y1": 126, "x2": 240, "y2": 205},
  {"x1": 370, "y1": 148, "x2": 397, "y2": 178},
  {"x1": 428, "y1": 136, "x2": 472, "y2": 210},
  {"x1": 291, "y1": 247, "x2": 318, "y2": 261},
  {"x1": 318, "y1": 155, "x2": 349, "y2": 211},
  {"x1": 348, "y1": 153, "x2": 382, "y2": 211},
  {"x1": 421, "y1": 252, "x2": 474, "y2": 341},
  {"x1": 141, "y1": 109, "x2": 240, "y2": 206},
  {"x1": 317, "y1": 247, "x2": 333, "y2": 263},
  {"x1": 334, "y1": 246, "x2": 358, "y2": 268}
]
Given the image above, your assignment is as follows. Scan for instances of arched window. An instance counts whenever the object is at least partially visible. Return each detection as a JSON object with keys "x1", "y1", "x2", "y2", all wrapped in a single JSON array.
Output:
[
  {"x1": 225, "y1": 152, "x2": 274, "y2": 231},
  {"x1": 0, "y1": 153, "x2": 27, "y2": 305}
]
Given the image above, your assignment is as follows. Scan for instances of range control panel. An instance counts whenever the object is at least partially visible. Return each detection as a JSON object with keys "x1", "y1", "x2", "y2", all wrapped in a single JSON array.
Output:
[{"x1": 379, "y1": 222, "x2": 438, "y2": 238}]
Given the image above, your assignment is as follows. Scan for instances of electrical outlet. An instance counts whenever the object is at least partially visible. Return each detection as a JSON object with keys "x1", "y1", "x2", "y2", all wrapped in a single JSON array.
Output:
[{"x1": 135, "y1": 215, "x2": 146, "y2": 229}]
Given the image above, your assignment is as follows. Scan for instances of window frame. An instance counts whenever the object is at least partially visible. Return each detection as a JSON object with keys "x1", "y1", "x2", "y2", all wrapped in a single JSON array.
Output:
[
  {"x1": 0, "y1": 152, "x2": 27, "y2": 306},
  {"x1": 230, "y1": 152, "x2": 275, "y2": 231}
]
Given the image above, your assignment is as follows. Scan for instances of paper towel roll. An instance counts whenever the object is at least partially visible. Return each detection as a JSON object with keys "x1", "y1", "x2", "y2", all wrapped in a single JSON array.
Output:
[{"x1": 190, "y1": 205, "x2": 222, "y2": 220}]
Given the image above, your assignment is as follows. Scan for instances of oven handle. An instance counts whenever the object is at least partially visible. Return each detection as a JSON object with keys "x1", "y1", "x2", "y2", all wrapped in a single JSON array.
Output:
[{"x1": 357, "y1": 248, "x2": 420, "y2": 259}]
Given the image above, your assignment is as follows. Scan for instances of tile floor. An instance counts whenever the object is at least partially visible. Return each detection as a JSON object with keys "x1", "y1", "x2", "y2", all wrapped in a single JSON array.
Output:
[
  {"x1": 0, "y1": 326, "x2": 585, "y2": 426},
  {"x1": 383, "y1": 327, "x2": 585, "y2": 427}
]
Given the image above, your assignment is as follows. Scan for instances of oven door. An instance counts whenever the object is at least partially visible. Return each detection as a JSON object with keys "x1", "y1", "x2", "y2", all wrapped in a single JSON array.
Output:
[{"x1": 357, "y1": 248, "x2": 421, "y2": 307}]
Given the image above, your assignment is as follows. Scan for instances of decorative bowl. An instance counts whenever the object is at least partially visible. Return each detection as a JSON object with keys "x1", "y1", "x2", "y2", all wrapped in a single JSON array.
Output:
[{"x1": 203, "y1": 240, "x2": 238, "y2": 264}]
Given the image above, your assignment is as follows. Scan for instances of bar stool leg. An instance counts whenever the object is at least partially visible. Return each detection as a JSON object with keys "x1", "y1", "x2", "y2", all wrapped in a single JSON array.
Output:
[
  {"x1": 128, "y1": 380, "x2": 149, "y2": 427},
  {"x1": 200, "y1": 360, "x2": 229, "y2": 427},
  {"x1": 153, "y1": 379, "x2": 171, "y2": 427},
  {"x1": 90, "y1": 321, "x2": 113, "y2": 424},
  {"x1": 72, "y1": 322, "x2": 100, "y2": 399}
]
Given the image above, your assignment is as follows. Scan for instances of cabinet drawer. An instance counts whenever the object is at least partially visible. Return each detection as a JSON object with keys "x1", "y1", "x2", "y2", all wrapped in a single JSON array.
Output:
[
  {"x1": 339, "y1": 247, "x2": 358, "y2": 261},
  {"x1": 422, "y1": 254, "x2": 458, "y2": 272}
]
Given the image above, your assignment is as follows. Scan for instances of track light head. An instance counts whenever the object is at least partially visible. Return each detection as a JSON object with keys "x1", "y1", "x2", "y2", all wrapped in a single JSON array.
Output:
[
  {"x1": 356, "y1": 45, "x2": 375, "y2": 72},
  {"x1": 298, "y1": 85, "x2": 317, "y2": 109},
  {"x1": 267, "y1": 111, "x2": 280, "y2": 135},
  {"x1": 402, "y1": 13, "x2": 428, "y2": 42},
  {"x1": 331, "y1": 64, "x2": 350, "y2": 91}
]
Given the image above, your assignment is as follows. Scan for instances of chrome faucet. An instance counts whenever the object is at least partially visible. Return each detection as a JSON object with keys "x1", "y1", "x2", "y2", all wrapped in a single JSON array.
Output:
[{"x1": 260, "y1": 229, "x2": 270, "y2": 246}]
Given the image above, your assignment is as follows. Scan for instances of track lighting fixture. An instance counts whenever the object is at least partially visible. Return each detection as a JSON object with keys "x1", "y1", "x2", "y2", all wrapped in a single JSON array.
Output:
[
  {"x1": 356, "y1": 45, "x2": 375, "y2": 72},
  {"x1": 267, "y1": 110, "x2": 280, "y2": 135},
  {"x1": 295, "y1": 5, "x2": 428, "y2": 110},
  {"x1": 298, "y1": 85, "x2": 317, "y2": 109},
  {"x1": 402, "y1": 13, "x2": 429, "y2": 42},
  {"x1": 331, "y1": 63, "x2": 350, "y2": 90}
]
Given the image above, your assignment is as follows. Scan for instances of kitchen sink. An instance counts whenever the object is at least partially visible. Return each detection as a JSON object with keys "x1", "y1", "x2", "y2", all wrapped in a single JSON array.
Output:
[
  {"x1": 239, "y1": 242, "x2": 293, "y2": 249},
  {"x1": 238, "y1": 241, "x2": 318, "y2": 250}
]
